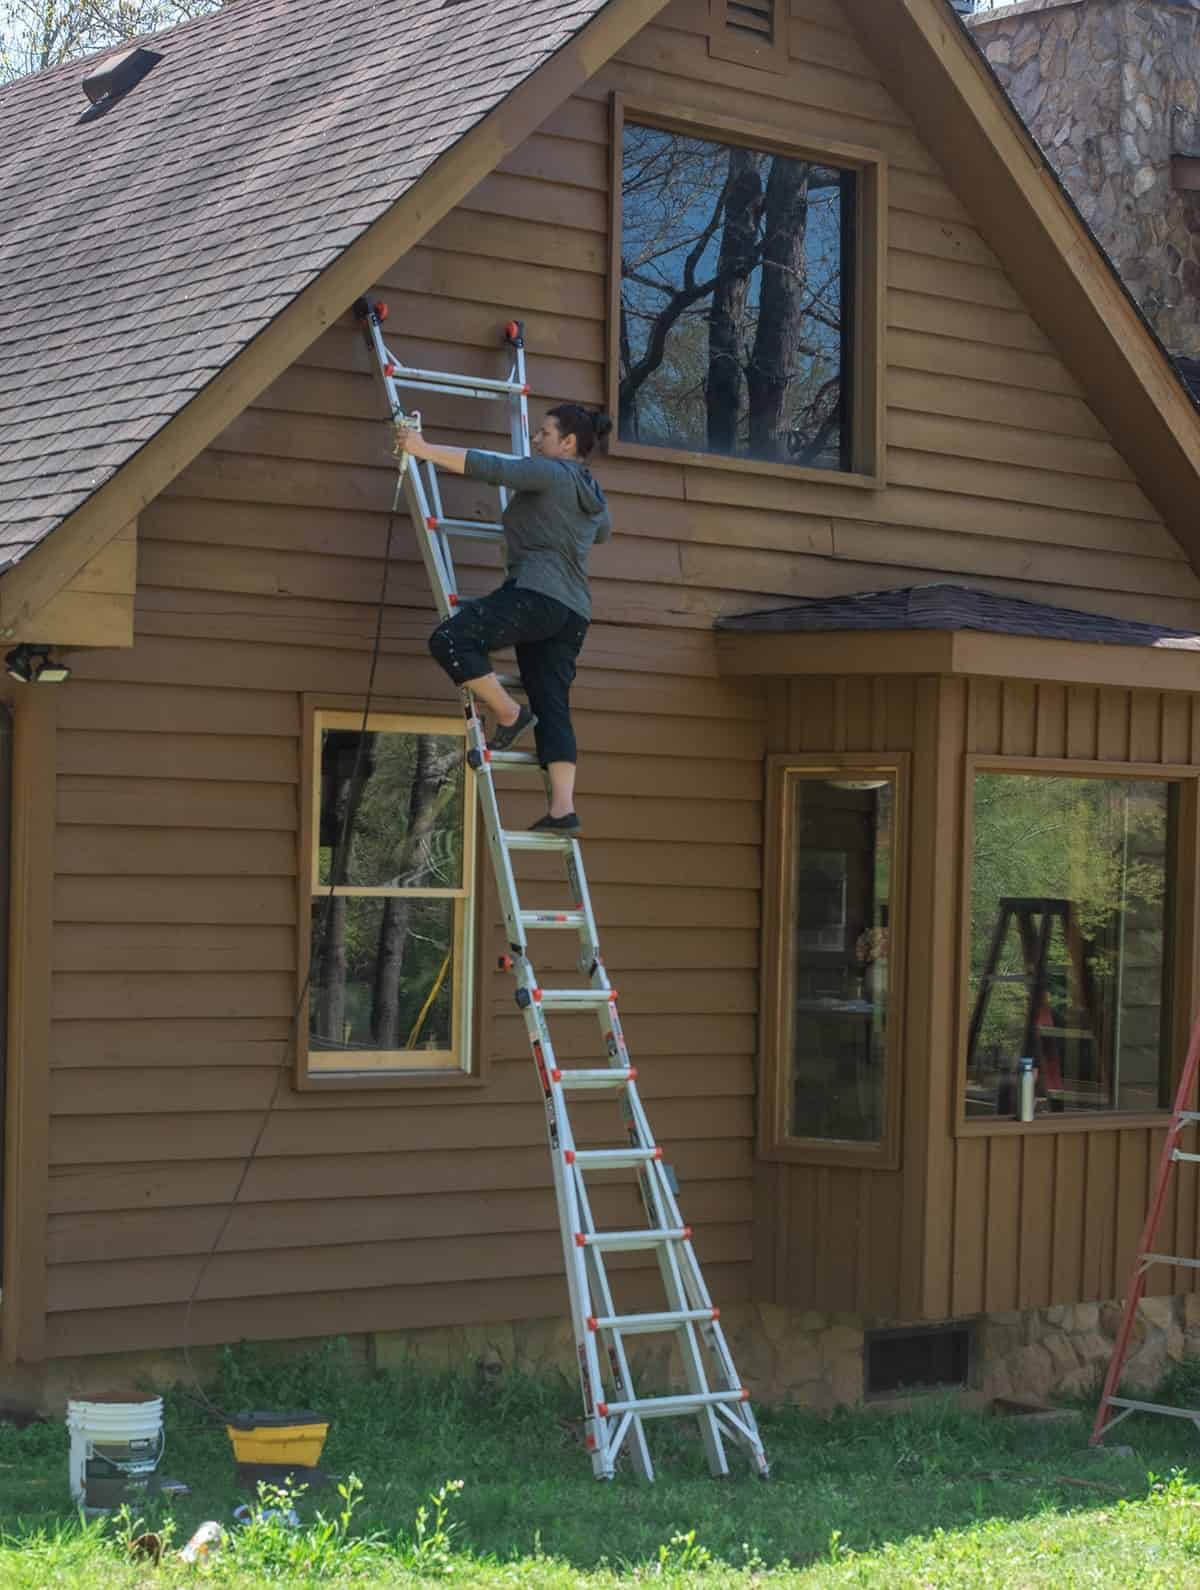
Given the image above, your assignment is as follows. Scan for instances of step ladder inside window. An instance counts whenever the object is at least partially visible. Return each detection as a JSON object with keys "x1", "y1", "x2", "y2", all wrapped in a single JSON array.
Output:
[{"x1": 352, "y1": 299, "x2": 769, "y2": 1483}]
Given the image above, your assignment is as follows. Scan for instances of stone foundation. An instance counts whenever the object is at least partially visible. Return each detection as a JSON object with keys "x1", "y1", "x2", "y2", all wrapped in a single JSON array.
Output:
[
  {"x1": 980, "y1": 1294, "x2": 1200, "y2": 1402},
  {"x1": 4, "y1": 1295, "x2": 1196, "y2": 1419},
  {"x1": 375, "y1": 1302, "x2": 866, "y2": 1410}
]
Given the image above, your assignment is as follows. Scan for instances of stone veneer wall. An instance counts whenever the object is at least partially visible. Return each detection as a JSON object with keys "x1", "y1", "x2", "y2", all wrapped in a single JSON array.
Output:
[
  {"x1": 981, "y1": 1294, "x2": 1200, "y2": 1401},
  {"x1": 375, "y1": 1302, "x2": 867, "y2": 1410},
  {"x1": 969, "y1": 0, "x2": 1200, "y2": 355},
  {"x1": 379, "y1": 1296, "x2": 1200, "y2": 1410}
]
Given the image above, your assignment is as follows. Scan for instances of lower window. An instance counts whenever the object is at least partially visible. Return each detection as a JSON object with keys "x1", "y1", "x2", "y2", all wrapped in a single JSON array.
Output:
[
  {"x1": 303, "y1": 711, "x2": 476, "y2": 1076},
  {"x1": 965, "y1": 770, "x2": 1178, "y2": 1118}
]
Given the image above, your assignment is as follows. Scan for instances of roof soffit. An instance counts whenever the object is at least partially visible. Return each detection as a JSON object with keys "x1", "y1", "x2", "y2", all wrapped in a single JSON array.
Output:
[
  {"x1": 716, "y1": 627, "x2": 1200, "y2": 691},
  {"x1": 838, "y1": 0, "x2": 1200, "y2": 572}
]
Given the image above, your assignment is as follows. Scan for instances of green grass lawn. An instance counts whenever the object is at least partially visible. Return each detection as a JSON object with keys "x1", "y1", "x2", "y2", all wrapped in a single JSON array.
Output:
[{"x1": 3, "y1": 1339, "x2": 1200, "y2": 1586}]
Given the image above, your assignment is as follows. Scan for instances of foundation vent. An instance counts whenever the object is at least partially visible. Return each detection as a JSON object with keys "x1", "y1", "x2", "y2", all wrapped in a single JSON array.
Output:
[{"x1": 865, "y1": 1324, "x2": 973, "y2": 1398}]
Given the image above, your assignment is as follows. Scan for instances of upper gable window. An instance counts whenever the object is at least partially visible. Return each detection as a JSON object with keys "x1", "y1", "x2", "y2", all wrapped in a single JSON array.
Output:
[
  {"x1": 615, "y1": 117, "x2": 862, "y2": 477},
  {"x1": 709, "y1": 0, "x2": 788, "y2": 72}
]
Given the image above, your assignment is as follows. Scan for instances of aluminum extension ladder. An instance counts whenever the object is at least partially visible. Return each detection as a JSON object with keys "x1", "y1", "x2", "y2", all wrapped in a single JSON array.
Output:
[
  {"x1": 353, "y1": 298, "x2": 769, "y2": 1483},
  {"x1": 1092, "y1": 1011, "x2": 1200, "y2": 1445}
]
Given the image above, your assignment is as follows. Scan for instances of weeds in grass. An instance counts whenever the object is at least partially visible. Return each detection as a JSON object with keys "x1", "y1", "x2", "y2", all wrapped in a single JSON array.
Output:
[
  {"x1": 654, "y1": 1528, "x2": 714, "y2": 1576},
  {"x1": 407, "y1": 1478, "x2": 466, "y2": 1576}
]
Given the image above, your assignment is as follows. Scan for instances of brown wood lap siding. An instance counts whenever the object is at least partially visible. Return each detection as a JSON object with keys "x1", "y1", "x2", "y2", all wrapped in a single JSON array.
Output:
[{"x1": 38, "y1": 0, "x2": 1200, "y2": 1356}]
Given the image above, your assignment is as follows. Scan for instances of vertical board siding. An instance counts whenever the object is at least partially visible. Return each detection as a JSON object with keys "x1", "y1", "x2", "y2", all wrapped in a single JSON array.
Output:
[
  {"x1": 40, "y1": 0, "x2": 1200, "y2": 1353},
  {"x1": 781, "y1": 677, "x2": 1200, "y2": 1323},
  {"x1": 940, "y1": 680, "x2": 1200, "y2": 1321}
]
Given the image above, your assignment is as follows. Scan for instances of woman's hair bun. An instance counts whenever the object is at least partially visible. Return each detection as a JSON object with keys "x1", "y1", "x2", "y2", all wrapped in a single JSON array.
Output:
[{"x1": 592, "y1": 412, "x2": 614, "y2": 440}]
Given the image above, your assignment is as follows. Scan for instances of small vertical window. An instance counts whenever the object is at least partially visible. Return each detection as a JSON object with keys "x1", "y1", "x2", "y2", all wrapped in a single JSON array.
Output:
[
  {"x1": 788, "y1": 775, "x2": 893, "y2": 1142},
  {"x1": 761, "y1": 758, "x2": 906, "y2": 1164},
  {"x1": 709, "y1": 0, "x2": 787, "y2": 72},
  {"x1": 303, "y1": 711, "x2": 476, "y2": 1077}
]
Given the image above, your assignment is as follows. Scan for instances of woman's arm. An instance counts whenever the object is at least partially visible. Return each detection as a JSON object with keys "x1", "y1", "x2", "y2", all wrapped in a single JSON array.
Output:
[
  {"x1": 464, "y1": 451, "x2": 560, "y2": 491},
  {"x1": 394, "y1": 427, "x2": 468, "y2": 475}
]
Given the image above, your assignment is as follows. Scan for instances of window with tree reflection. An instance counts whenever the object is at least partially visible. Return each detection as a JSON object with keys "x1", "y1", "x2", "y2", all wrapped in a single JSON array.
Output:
[
  {"x1": 787, "y1": 775, "x2": 893, "y2": 1142},
  {"x1": 619, "y1": 121, "x2": 854, "y2": 470},
  {"x1": 307, "y1": 712, "x2": 475, "y2": 1073},
  {"x1": 965, "y1": 773, "x2": 1176, "y2": 1118}
]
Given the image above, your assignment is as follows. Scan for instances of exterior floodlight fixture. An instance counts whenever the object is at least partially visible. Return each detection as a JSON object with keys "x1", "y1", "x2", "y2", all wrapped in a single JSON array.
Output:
[{"x1": 5, "y1": 644, "x2": 71, "y2": 685}]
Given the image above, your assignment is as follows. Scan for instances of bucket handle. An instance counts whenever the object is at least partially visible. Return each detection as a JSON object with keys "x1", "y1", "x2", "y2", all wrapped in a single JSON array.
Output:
[{"x1": 87, "y1": 1427, "x2": 166, "y2": 1474}]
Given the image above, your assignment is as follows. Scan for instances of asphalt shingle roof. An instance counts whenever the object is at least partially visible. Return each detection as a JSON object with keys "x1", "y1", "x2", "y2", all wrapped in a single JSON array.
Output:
[
  {"x1": 717, "y1": 584, "x2": 1200, "y2": 651},
  {"x1": 0, "y1": 0, "x2": 611, "y2": 573}
]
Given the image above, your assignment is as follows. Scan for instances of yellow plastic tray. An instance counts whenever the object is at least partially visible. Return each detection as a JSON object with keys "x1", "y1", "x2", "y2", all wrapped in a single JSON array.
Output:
[{"x1": 225, "y1": 1423, "x2": 329, "y2": 1469}]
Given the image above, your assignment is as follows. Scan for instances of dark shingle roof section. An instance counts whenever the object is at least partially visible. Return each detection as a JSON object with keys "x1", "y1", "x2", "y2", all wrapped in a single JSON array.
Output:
[
  {"x1": 0, "y1": 0, "x2": 610, "y2": 572},
  {"x1": 717, "y1": 584, "x2": 1200, "y2": 651}
]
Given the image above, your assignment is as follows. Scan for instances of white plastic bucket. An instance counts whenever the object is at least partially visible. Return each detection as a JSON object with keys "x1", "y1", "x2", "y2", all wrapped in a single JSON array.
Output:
[{"x1": 65, "y1": 1397, "x2": 164, "y2": 1506}]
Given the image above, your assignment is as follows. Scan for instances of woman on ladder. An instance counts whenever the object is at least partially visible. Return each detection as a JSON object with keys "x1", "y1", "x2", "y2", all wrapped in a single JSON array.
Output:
[{"x1": 396, "y1": 404, "x2": 612, "y2": 834}]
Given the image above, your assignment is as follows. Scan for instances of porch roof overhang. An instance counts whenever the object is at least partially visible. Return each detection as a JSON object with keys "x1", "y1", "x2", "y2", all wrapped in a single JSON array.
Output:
[{"x1": 715, "y1": 585, "x2": 1200, "y2": 692}]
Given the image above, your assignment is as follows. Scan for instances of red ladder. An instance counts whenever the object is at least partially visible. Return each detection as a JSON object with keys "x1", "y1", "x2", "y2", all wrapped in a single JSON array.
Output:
[{"x1": 1091, "y1": 1013, "x2": 1200, "y2": 1444}]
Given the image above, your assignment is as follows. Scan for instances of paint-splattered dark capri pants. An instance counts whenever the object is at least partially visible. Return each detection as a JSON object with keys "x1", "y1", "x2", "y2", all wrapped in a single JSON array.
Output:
[{"x1": 428, "y1": 580, "x2": 589, "y2": 766}]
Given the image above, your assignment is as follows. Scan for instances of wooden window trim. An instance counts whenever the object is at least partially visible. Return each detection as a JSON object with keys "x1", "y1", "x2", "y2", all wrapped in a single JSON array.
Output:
[
  {"x1": 295, "y1": 695, "x2": 492, "y2": 1094},
  {"x1": 607, "y1": 94, "x2": 887, "y2": 489},
  {"x1": 759, "y1": 752, "x2": 909, "y2": 1169},
  {"x1": 953, "y1": 753, "x2": 1200, "y2": 1139},
  {"x1": 708, "y1": 0, "x2": 789, "y2": 74}
]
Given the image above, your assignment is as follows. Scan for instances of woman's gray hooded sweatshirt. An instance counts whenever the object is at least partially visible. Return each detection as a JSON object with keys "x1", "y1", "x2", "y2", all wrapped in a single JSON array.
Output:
[{"x1": 464, "y1": 450, "x2": 612, "y2": 623}]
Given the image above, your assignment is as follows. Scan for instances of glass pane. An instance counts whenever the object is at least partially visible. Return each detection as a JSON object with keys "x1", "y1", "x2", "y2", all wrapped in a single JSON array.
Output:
[
  {"x1": 789, "y1": 777, "x2": 892, "y2": 1141},
  {"x1": 966, "y1": 774, "x2": 1174, "y2": 1118},
  {"x1": 620, "y1": 122, "x2": 853, "y2": 471},
  {"x1": 318, "y1": 727, "x2": 465, "y2": 890},
  {"x1": 309, "y1": 895, "x2": 456, "y2": 1062}
]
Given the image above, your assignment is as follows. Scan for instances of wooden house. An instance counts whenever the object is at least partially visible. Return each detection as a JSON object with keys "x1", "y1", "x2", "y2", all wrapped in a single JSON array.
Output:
[{"x1": 3, "y1": 0, "x2": 1200, "y2": 1406}]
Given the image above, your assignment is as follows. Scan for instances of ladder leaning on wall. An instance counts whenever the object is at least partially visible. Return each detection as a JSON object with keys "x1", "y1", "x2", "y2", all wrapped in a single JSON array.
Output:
[{"x1": 353, "y1": 298, "x2": 768, "y2": 1484}]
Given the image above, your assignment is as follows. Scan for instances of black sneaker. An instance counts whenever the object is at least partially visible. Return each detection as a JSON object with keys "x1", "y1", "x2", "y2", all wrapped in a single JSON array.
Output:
[
  {"x1": 530, "y1": 812, "x2": 582, "y2": 834},
  {"x1": 487, "y1": 705, "x2": 537, "y2": 751}
]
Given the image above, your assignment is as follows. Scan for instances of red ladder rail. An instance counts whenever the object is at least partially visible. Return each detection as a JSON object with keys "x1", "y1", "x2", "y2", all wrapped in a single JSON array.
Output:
[{"x1": 1091, "y1": 1012, "x2": 1200, "y2": 1445}]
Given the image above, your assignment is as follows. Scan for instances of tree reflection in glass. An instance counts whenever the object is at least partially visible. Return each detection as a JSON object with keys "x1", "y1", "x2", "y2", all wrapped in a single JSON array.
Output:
[
  {"x1": 311, "y1": 725, "x2": 468, "y2": 1066},
  {"x1": 966, "y1": 774, "x2": 1175, "y2": 1117}
]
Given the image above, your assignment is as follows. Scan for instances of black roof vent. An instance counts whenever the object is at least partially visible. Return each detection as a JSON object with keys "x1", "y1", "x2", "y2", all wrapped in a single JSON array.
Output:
[{"x1": 82, "y1": 45, "x2": 163, "y2": 107}]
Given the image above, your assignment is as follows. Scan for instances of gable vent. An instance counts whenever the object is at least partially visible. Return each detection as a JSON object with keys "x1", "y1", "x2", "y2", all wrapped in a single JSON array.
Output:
[
  {"x1": 727, "y1": 0, "x2": 772, "y2": 40},
  {"x1": 709, "y1": 0, "x2": 786, "y2": 71}
]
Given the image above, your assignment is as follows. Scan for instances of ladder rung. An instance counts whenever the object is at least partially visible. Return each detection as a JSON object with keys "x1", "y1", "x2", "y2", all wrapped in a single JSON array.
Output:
[
  {"x1": 1103, "y1": 1395, "x2": 1200, "y2": 1422},
  {"x1": 568, "y1": 1147, "x2": 660, "y2": 1169},
  {"x1": 577, "y1": 1227, "x2": 691, "y2": 1253},
  {"x1": 597, "y1": 1388, "x2": 748, "y2": 1420},
  {"x1": 589, "y1": 1307, "x2": 719, "y2": 1336},
  {"x1": 1178, "y1": 1112, "x2": 1200, "y2": 1123},
  {"x1": 538, "y1": 988, "x2": 615, "y2": 1010},
  {"x1": 488, "y1": 751, "x2": 540, "y2": 771},
  {"x1": 428, "y1": 517, "x2": 505, "y2": 542},
  {"x1": 521, "y1": 910, "x2": 587, "y2": 930},
  {"x1": 1172, "y1": 1151, "x2": 1200, "y2": 1164},
  {"x1": 384, "y1": 360, "x2": 527, "y2": 397},
  {"x1": 1142, "y1": 1252, "x2": 1200, "y2": 1270},
  {"x1": 552, "y1": 1067, "x2": 635, "y2": 1091},
  {"x1": 502, "y1": 831, "x2": 575, "y2": 854}
]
